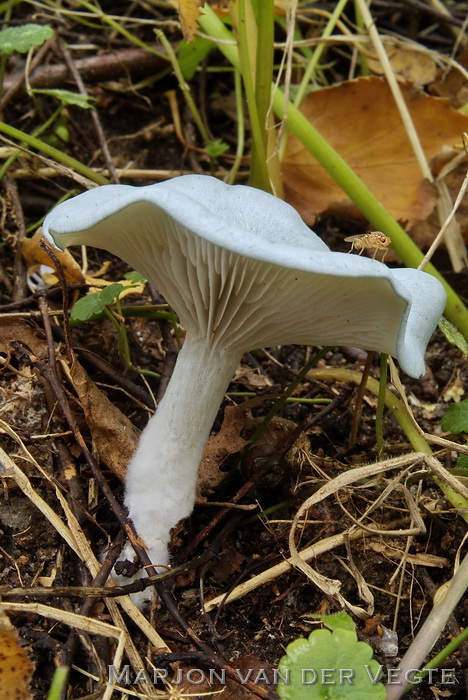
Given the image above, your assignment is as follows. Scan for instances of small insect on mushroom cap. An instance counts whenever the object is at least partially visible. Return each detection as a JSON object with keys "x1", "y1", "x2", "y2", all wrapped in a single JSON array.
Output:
[{"x1": 344, "y1": 231, "x2": 392, "y2": 260}]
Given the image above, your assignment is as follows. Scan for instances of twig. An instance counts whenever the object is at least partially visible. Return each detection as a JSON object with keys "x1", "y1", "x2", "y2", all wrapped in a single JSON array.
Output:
[
  {"x1": 0, "y1": 37, "x2": 54, "y2": 110},
  {"x1": 38, "y1": 240, "x2": 73, "y2": 364},
  {"x1": 2, "y1": 45, "x2": 166, "y2": 95},
  {"x1": 4, "y1": 176, "x2": 27, "y2": 301},
  {"x1": 57, "y1": 39, "x2": 119, "y2": 183},
  {"x1": 386, "y1": 551, "x2": 468, "y2": 700}
]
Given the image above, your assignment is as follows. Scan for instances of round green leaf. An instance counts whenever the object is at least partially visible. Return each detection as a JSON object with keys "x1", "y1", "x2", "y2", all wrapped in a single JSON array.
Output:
[
  {"x1": 441, "y1": 400, "x2": 468, "y2": 434},
  {"x1": 0, "y1": 24, "x2": 54, "y2": 54},
  {"x1": 277, "y1": 628, "x2": 386, "y2": 699}
]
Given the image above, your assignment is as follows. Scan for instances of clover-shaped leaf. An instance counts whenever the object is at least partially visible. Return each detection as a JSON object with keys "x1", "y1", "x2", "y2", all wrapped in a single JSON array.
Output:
[
  {"x1": 277, "y1": 615, "x2": 386, "y2": 699},
  {"x1": 71, "y1": 283, "x2": 124, "y2": 322}
]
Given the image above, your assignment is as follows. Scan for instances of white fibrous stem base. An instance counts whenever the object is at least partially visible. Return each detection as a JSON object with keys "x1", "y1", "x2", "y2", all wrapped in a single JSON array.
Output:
[{"x1": 114, "y1": 336, "x2": 240, "y2": 604}]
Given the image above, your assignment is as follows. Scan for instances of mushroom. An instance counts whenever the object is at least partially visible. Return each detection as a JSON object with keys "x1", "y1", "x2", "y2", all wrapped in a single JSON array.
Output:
[{"x1": 43, "y1": 174, "x2": 446, "y2": 601}]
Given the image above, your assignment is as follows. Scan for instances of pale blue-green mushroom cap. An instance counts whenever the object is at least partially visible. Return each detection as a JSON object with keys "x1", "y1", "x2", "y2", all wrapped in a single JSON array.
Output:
[{"x1": 43, "y1": 174, "x2": 446, "y2": 378}]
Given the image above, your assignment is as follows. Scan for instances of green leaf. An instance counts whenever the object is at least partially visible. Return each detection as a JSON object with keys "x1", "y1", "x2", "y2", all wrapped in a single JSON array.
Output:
[
  {"x1": 322, "y1": 612, "x2": 357, "y2": 633},
  {"x1": 457, "y1": 453, "x2": 468, "y2": 470},
  {"x1": 124, "y1": 270, "x2": 147, "y2": 283},
  {"x1": 32, "y1": 89, "x2": 94, "y2": 109},
  {"x1": 177, "y1": 36, "x2": 214, "y2": 80},
  {"x1": 205, "y1": 139, "x2": 229, "y2": 158},
  {"x1": 441, "y1": 400, "x2": 468, "y2": 434},
  {"x1": 70, "y1": 284, "x2": 124, "y2": 322},
  {"x1": 302, "y1": 612, "x2": 356, "y2": 633},
  {"x1": 54, "y1": 114, "x2": 70, "y2": 144},
  {"x1": 0, "y1": 24, "x2": 54, "y2": 54},
  {"x1": 438, "y1": 317, "x2": 468, "y2": 355},
  {"x1": 277, "y1": 625, "x2": 386, "y2": 699}
]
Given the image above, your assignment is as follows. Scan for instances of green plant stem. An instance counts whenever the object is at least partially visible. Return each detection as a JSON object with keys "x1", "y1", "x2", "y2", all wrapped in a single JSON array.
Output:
[
  {"x1": 0, "y1": 121, "x2": 109, "y2": 185},
  {"x1": 69, "y1": 305, "x2": 176, "y2": 326},
  {"x1": 198, "y1": 5, "x2": 468, "y2": 338},
  {"x1": 236, "y1": 0, "x2": 271, "y2": 191},
  {"x1": 307, "y1": 367, "x2": 468, "y2": 518},
  {"x1": 72, "y1": 0, "x2": 166, "y2": 60},
  {"x1": 375, "y1": 353, "x2": 388, "y2": 459},
  {"x1": 249, "y1": 346, "x2": 331, "y2": 445},
  {"x1": 293, "y1": 0, "x2": 349, "y2": 107},
  {"x1": 156, "y1": 29, "x2": 211, "y2": 148},
  {"x1": 411, "y1": 625, "x2": 468, "y2": 687},
  {"x1": 354, "y1": 0, "x2": 369, "y2": 76},
  {"x1": 45, "y1": 666, "x2": 70, "y2": 700},
  {"x1": 253, "y1": 0, "x2": 274, "y2": 146},
  {"x1": 227, "y1": 392, "x2": 331, "y2": 405},
  {"x1": 103, "y1": 307, "x2": 160, "y2": 378},
  {"x1": 226, "y1": 68, "x2": 246, "y2": 184},
  {"x1": 0, "y1": 105, "x2": 62, "y2": 180}
]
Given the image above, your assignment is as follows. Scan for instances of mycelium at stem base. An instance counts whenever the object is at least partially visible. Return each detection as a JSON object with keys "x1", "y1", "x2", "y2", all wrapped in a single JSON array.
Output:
[{"x1": 119, "y1": 336, "x2": 240, "y2": 593}]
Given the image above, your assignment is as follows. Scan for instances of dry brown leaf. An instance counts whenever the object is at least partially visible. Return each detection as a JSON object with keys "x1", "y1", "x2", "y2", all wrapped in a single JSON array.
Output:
[
  {"x1": 212, "y1": 544, "x2": 246, "y2": 583},
  {"x1": 367, "y1": 40, "x2": 437, "y2": 85},
  {"x1": 283, "y1": 76, "x2": 468, "y2": 227},
  {"x1": 21, "y1": 229, "x2": 85, "y2": 286},
  {"x1": 409, "y1": 156, "x2": 468, "y2": 252},
  {"x1": 0, "y1": 318, "x2": 47, "y2": 358},
  {"x1": 70, "y1": 361, "x2": 139, "y2": 480},
  {"x1": 429, "y1": 48, "x2": 468, "y2": 109},
  {"x1": 234, "y1": 364, "x2": 274, "y2": 389},
  {"x1": 0, "y1": 611, "x2": 34, "y2": 700},
  {"x1": 198, "y1": 398, "x2": 312, "y2": 500},
  {"x1": 176, "y1": 0, "x2": 204, "y2": 42},
  {"x1": 197, "y1": 402, "x2": 253, "y2": 500}
]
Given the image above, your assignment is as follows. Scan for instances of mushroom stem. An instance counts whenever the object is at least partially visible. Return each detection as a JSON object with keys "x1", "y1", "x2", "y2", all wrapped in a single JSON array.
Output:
[{"x1": 123, "y1": 335, "x2": 240, "y2": 571}]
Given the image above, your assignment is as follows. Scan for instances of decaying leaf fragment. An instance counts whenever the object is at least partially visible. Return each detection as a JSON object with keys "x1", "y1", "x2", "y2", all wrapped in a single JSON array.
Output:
[
  {"x1": 367, "y1": 39, "x2": 437, "y2": 85},
  {"x1": 0, "y1": 318, "x2": 48, "y2": 359},
  {"x1": 21, "y1": 229, "x2": 85, "y2": 286},
  {"x1": 0, "y1": 610, "x2": 34, "y2": 700},
  {"x1": 69, "y1": 361, "x2": 139, "y2": 480},
  {"x1": 198, "y1": 402, "x2": 252, "y2": 499},
  {"x1": 175, "y1": 0, "x2": 204, "y2": 42},
  {"x1": 283, "y1": 76, "x2": 468, "y2": 228},
  {"x1": 198, "y1": 399, "x2": 313, "y2": 500}
]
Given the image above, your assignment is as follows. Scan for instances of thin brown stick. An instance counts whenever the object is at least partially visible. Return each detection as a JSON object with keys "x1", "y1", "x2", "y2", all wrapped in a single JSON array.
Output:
[
  {"x1": 57, "y1": 40, "x2": 119, "y2": 183},
  {"x1": 4, "y1": 176, "x2": 27, "y2": 301},
  {"x1": 2, "y1": 45, "x2": 166, "y2": 96},
  {"x1": 39, "y1": 239, "x2": 74, "y2": 363}
]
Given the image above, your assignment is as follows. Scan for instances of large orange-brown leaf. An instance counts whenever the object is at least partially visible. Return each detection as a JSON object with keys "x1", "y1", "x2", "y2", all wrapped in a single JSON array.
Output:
[{"x1": 282, "y1": 76, "x2": 468, "y2": 227}]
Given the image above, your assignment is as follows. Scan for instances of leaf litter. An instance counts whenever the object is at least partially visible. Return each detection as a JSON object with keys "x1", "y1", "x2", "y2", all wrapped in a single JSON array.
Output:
[{"x1": 1, "y1": 3, "x2": 468, "y2": 699}]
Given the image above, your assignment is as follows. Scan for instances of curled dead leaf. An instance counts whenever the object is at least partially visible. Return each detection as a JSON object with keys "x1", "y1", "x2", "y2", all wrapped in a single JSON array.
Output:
[
  {"x1": 198, "y1": 399, "x2": 313, "y2": 500},
  {"x1": 367, "y1": 39, "x2": 437, "y2": 85},
  {"x1": 283, "y1": 76, "x2": 468, "y2": 228},
  {"x1": 21, "y1": 229, "x2": 85, "y2": 286},
  {"x1": 69, "y1": 361, "x2": 139, "y2": 480},
  {"x1": 175, "y1": 0, "x2": 203, "y2": 42}
]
